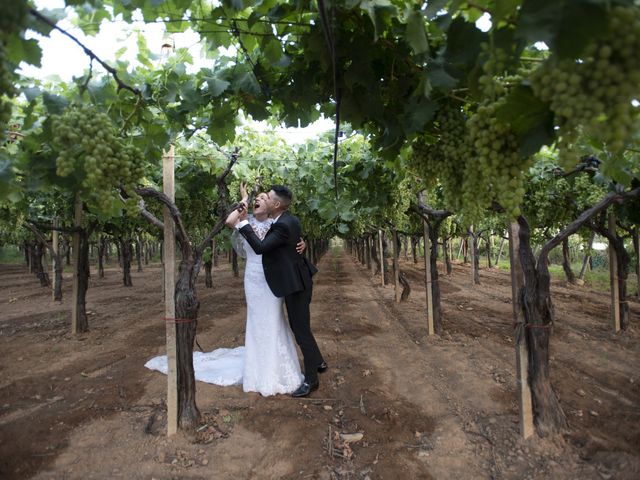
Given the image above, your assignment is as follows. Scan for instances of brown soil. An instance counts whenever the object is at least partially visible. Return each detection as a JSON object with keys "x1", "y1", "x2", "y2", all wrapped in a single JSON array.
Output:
[{"x1": 0, "y1": 249, "x2": 638, "y2": 480}]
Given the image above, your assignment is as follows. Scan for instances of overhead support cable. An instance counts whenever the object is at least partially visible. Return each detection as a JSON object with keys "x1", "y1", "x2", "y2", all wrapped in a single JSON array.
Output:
[{"x1": 317, "y1": 0, "x2": 341, "y2": 198}]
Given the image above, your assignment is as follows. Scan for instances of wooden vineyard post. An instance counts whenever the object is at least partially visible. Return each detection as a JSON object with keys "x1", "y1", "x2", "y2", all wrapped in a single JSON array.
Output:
[
  {"x1": 71, "y1": 192, "x2": 82, "y2": 334},
  {"x1": 369, "y1": 236, "x2": 376, "y2": 276},
  {"x1": 634, "y1": 228, "x2": 640, "y2": 298},
  {"x1": 163, "y1": 144, "x2": 178, "y2": 435},
  {"x1": 469, "y1": 226, "x2": 477, "y2": 286},
  {"x1": 508, "y1": 221, "x2": 534, "y2": 439},
  {"x1": 52, "y1": 218, "x2": 59, "y2": 301},
  {"x1": 392, "y1": 229, "x2": 401, "y2": 302},
  {"x1": 378, "y1": 229, "x2": 385, "y2": 286},
  {"x1": 608, "y1": 212, "x2": 621, "y2": 332},
  {"x1": 423, "y1": 218, "x2": 435, "y2": 336},
  {"x1": 365, "y1": 235, "x2": 371, "y2": 271}
]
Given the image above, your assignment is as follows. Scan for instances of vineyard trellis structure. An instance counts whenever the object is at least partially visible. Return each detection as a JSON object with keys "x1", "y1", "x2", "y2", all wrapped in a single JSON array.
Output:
[{"x1": 1, "y1": 0, "x2": 639, "y2": 442}]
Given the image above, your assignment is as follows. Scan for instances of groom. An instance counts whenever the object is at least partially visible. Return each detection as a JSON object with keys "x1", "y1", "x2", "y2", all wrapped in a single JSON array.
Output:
[{"x1": 234, "y1": 185, "x2": 327, "y2": 397}]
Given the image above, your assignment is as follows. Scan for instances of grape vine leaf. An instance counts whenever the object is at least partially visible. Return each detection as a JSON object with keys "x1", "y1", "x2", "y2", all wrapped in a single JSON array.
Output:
[
  {"x1": 426, "y1": 62, "x2": 458, "y2": 91},
  {"x1": 515, "y1": 0, "x2": 563, "y2": 45},
  {"x1": 552, "y1": 1, "x2": 607, "y2": 59},
  {"x1": 6, "y1": 37, "x2": 42, "y2": 67},
  {"x1": 405, "y1": 11, "x2": 429, "y2": 55},
  {"x1": 359, "y1": 0, "x2": 395, "y2": 41},
  {"x1": 516, "y1": 0, "x2": 608, "y2": 58},
  {"x1": 42, "y1": 93, "x2": 69, "y2": 115},
  {"x1": 206, "y1": 76, "x2": 231, "y2": 97},
  {"x1": 492, "y1": 0, "x2": 520, "y2": 22},
  {"x1": 443, "y1": 17, "x2": 485, "y2": 66},
  {"x1": 403, "y1": 96, "x2": 437, "y2": 135},
  {"x1": 495, "y1": 85, "x2": 554, "y2": 157}
]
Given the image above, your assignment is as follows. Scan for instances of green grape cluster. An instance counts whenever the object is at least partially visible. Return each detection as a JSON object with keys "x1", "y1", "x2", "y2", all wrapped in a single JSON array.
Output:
[
  {"x1": 51, "y1": 106, "x2": 145, "y2": 212},
  {"x1": 0, "y1": 0, "x2": 29, "y2": 142},
  {"x1": 436, "y1": 104, "x2": 471, "y2": 208},
  {"x1": 530, "y1": 6, "x2": 640, "y2": 167},
  {"x1": 464, "y1": 98, "x2": 532, "y2": 219},
  {"x1": 409, "y1": 136, "x2": 444, "y2": 189},
  {"x1": 408, "y1": 104, "x2": 468, "y2": 211},
  {"x1": 478, "y1": 44, "x2": 509, "y2": 99},
  {"x1": 411, "y1": 98, "x2": 530, "y2": 219}
]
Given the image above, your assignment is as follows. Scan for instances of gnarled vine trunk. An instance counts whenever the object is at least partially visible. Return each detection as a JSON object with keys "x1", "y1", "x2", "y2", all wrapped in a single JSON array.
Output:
[
  {"x1": 561, "y1": 238, "x2": 576, "y2": 284},
  {"x1": 513, "y1": 189, "x2": 639, "y2": 436},
  {"x1": 204, "y1": 259, "x2": 213, "y2": 288},
  {"x1": 399, "y1": 271, "x2": 410, "y2": 300},
  {"x1": 443, "y1": 237, "x2": 452, "y2": 275},
  {"x1": 28, "y1": 241, "x2": 36, "y2": 274},
  {"x1": 35, "y1": 241, "x2": 50, "y2": 287},
  {"x1": 495, "y1": 237, "x2": 506, "y2": 266},
  {"x1": 120, "y1": 238, "x2": 133, "y2": 287},
  {"x1": 75, "y1": 231, "x2": 90, "y2": 333},
  {"x1": 52, "y1": 248, "x2": 63, "y2": 301},
  {"x1": 175, "y1": 254, "x2": 201, "y2": 430},
  {"x1": 136, "y1": 237, "x2": 143, "y2": 272},
  {"x1": 517, "y1": 216, "x2": 568, "y2": 437},
  {"x1": 633, "y1": 228, "x2": 639, "y2": 298},
  {"x1": 98, "y1": 236, "x2": 106, "y2": 279},
  {"x1": 23, "y1": 241, "x2": 30, "y2": 267},
  {"x1": 381, "y1": 233, "x2": 391, "y2": 284},
  {"x1": 469, "y1": 231, "x2": 480, "y2": 285},
  {"x1": 603, "y1": 231, "x2": 630, "y2": 329},
  {"x1": 371, "y1": 239, "x2": 381, "y2": 275},
  {"x1": 578, "y1": 231, "x2": 595, "y2": 280},
  {"x1": 486, "y1": 235, "x2": 493, "y2": 269},
  {"x1": 411, "y1": 235, "x2": 419, "y2": 264},
  {"x1": 365, "y1": 235, "x2": 371, "y2": 270},
  {"x1": 231, "y1": 249, "x2": 239, "y2": 277}
]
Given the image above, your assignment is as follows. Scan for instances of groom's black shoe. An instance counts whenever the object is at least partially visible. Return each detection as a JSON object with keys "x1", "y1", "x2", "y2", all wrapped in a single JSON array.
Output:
[
  {"x1": 291, "y1": 380, "x2": 319, "y2": 398},
  {"x1": 317, "y1": 361, "x2": 328, "y2": 373}
]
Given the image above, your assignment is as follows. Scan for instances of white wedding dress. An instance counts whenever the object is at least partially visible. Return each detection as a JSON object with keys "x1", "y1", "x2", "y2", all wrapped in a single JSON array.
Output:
[{"x1": 145, "y1": 215, "x2": 303, "y2": 396}]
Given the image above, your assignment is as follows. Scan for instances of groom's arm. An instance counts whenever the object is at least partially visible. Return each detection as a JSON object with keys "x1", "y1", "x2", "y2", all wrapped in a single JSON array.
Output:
[{"x1": 238, "y1": 222, "x2": 289, "y2": 254}]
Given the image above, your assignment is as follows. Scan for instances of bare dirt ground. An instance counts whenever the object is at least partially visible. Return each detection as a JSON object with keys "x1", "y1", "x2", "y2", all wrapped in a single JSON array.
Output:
[{"x1": 0, "y1": 248, "x2": 638, "y2": 480}]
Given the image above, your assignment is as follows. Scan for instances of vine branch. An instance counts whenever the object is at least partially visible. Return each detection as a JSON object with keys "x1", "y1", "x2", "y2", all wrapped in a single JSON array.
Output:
[
  {"x1": 135, "y1": 187, "x2": 190, "y2": 248},
  {"x1": 29, "y1": 9, "x2": 142, "y2": 97}
]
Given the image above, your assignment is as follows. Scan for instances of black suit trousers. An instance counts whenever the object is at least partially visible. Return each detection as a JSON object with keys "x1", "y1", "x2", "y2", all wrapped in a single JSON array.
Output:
[{"x1": 284, "y1": 284, "x2": 323, "y2": 384}]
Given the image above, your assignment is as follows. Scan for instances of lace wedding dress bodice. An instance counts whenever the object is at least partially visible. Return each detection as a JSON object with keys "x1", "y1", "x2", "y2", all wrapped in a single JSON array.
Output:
[{"x1": 145, "y1": 215, "x2": 303, "y2": 396}]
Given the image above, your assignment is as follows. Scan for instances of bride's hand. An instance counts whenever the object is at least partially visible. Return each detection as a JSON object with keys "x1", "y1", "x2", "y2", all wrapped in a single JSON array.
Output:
[
  {"x1": 238, "y1": 203, "x2": 248, "y2": 221},
  {"x1": 239, "y1": 181, "x2": 249, "y2": 203},
  {"x1": 296, "y1": 237, "x2": 306, "y2": 255}
]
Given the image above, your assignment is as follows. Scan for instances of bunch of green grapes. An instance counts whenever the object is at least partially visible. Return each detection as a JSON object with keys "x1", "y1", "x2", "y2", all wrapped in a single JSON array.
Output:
[
  {"x1": 0, "y1": 0, "x2": 29, "y2": 142},
  {"x1": 409, "y1": 136, "x2": 443, "y2": 189},
  {"x1": 435, "y1": 104, "x2": 471, "y2": 209},
  {"x1": 51, "y1": 105, "x2": 145, "y2": 212},
  {"x1": 464, "y1": 98, "x2": 532, "y2": 219},
  {"x1": 530, "y1": 6, "x2": 640, "y2": 167},
  {"x1": 408, "y1": 105, "x2": 468, "y2": 210},
  {"x1": 478, "y1": 44, "x2": 509, "y2": 99}
]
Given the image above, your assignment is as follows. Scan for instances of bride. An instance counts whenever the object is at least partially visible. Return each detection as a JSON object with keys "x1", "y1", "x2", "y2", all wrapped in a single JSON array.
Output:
[{"x1": 145, "y1": 184, "x2": 304, "y2": 396}]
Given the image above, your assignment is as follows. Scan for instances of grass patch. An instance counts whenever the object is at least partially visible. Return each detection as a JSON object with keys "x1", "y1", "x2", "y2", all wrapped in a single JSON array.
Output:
[
  {"x1": 490, "y1": 258, "x2": 637, "y2": 294},
  {"x1": 0, "y1": 246, "x2": 24, "y2": 264}
]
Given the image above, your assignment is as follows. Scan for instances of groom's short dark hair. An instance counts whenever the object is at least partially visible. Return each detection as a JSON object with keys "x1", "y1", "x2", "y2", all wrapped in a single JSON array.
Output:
[{"x1": 271, "y1": 185, "x2": 292, "y2": 207}]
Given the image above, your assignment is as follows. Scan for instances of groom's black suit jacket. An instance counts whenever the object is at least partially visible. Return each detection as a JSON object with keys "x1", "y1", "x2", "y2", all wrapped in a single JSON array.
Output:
[{"x1": 239, "y1": 211, "x2": 317, "y2": 298}]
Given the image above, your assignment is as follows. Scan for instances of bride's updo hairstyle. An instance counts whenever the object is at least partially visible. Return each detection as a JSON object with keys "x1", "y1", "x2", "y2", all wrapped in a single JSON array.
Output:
[{"x1": 271, "y1": 185, "x2": 292, "y2": 208}]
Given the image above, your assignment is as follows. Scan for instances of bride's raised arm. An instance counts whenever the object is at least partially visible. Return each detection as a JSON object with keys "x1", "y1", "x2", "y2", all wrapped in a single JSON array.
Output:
[{"x1": 225, "y1": 181, "x2": 250, "y2": 228}]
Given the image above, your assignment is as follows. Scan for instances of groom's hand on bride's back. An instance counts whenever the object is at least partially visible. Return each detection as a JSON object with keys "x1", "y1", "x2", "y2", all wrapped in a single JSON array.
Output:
[{"x1": 296, "y1": 237, "x2": 306, "y2": 255}]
